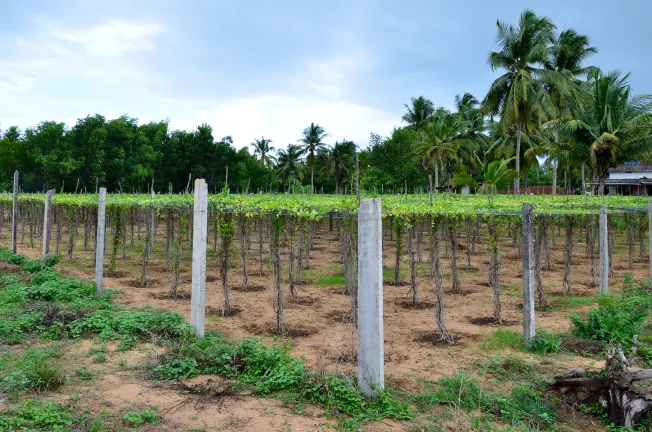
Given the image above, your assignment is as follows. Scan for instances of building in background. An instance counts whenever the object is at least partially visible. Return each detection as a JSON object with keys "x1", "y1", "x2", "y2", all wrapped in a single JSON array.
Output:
[{"x1": 589, "y1": 163, "x2": 652, "y2": 195}]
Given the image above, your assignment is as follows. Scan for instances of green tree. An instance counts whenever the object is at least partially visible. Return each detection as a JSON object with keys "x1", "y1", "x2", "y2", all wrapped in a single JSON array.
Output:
[
  {"x1": 414, "y1": 110, "x2": 474, "y2": 190},
  {"x1": 402, "y1": 96, "x2": 435, "y2": 132},
  {"x1": 276, "y1": 145, "x2": 305, "y2": 192},
  {"x1": 563, "y1": 70, "x2": 652, "y2": 195},
  {"x1": 250, "y1": 136, "x2": 276, "y2": 168},
  {"x1": 545, "y1": 28, "x2": 597, "y2": 193},
  {"x1": 482, "y1": 9, "x2": 558, "y2": 195},
  {"x1": 324, "y1": 140, "x2": 356, "y2": 194},
  {"x1": 298, "y1": 123, "x2": 329, "y2": 193}
]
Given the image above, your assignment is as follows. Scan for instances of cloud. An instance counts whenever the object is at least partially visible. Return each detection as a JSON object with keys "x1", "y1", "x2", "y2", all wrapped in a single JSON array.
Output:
[
  {"x1": 167, "y1": 93, "x2": 398, "y2": 150},
  {"x1": 1, "y1": 16, "x2": 398, "y2": 151},
  {"x1": 50, "y1": 20, "x2": 164, "y2": 56}
]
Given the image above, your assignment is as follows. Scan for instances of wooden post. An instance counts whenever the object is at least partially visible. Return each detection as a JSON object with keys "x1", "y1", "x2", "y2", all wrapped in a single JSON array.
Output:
[
  {"x1": 522, "y1": 203, "x2": 535, "y2": 347},
  {"x1": 191, "y1": 179, "x2": 208, "y2": 338},
  {"x1": 11, "y1": 171, "x2": 18, "y2": 253},
  {"x1": 599, "y1": 205, "x2": 609, "y2": 294},
  {"x1": 94, "y1": 188, "x2": 107, "y2": 297},
  {"x1": 357, "y1": 198, "x2": 384, "y2": 397},
  {"x1": 42, "y1": 190, "x2": 54, "y2": 259}
]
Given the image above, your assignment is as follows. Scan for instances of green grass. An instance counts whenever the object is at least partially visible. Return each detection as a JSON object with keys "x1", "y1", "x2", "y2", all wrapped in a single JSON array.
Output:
[
  {"x1": 316, "y1": 275, "x2": 345, "y2": 286},
  {"x1": 550, "y1": 293, "x2": 600, "y2": 309},
  {"x1": 481, "y1": 328, "x2": 523, "y2": 351}
]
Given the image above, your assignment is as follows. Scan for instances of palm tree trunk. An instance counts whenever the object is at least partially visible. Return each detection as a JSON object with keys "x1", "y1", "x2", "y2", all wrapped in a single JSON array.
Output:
[
  {"x1": 514, "y1": 115, "x2": 522, "y2": 196},
  {"x1": 310, "y1": 163, "x2": 314, "y2": 194},
  {"x1": 552, "y1": 159, "x2": 557, "y2": 196},
  {"x1": 581, "y1": 162, "x2": 586, "y2": 195},
  {"x1": 434, "y1": 160, "x2": 439, "y2": 193}
]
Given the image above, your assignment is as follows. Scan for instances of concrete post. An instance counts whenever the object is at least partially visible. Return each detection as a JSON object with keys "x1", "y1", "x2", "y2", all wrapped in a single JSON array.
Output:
[
  {"x1": 522, "y1": 203, "x2": 535, "y2": 347},
  {"x1": 191, "y1": 179, "x2": 208, "y2": 339},
  {"x1": 11, "y1": 171, "x2": 18, "y2": 253},
  {"x1": 42, "y1": 190, "x2": 54, "y2": 258},
  {"x1": 94, "y1": 188, "x2": 107, "y2": 297},
  {"x1": 357, "y1": 198, "x2": 384, "y2": 397},
  {"x1": 355, "y1": 153, "x2": 360, "y2": 200},
  {"x1": 599, "y1": 205, "x2": 609, "y2": 294},
  {"x1": 649, "y1": 200, "x2": 652, "y2": 286}
]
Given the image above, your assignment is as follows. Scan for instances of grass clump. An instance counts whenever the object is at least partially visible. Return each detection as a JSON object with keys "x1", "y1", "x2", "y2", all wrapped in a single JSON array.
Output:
[
  {"x1": 483, "y1": 355, "x2": 541, "y2": 381},
  {"x1": 481, "y1": 328, "x2": 523, "y2": 351},
  {"x1": 121, "y1": 408, "x2": 160, "y2": 427},
  {"x1": 529, "y1": 329, "x2": 562, "y2": 354},
  {"x1": 1, "y1": 348, "x2": 66, "y2": 393}
]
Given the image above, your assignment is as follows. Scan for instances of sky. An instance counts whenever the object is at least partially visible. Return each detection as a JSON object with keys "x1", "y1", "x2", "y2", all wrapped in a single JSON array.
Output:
[{"x1": 1, "y1": 0, "x2": 651, "y2": 150}]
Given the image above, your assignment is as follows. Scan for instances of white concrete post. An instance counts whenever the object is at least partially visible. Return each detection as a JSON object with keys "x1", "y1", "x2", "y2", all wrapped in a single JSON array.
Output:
[
  {"x1": 94, "y1": 188, "x2": 107, "y2": 297},
  {"x1": 522, "y1": 203, "x2": 535, "y2": 347},
  {"x1": 357, "y1": 198, "x2": 384, "y2": 397},
  {"x1": 42, "y1": 190, "x2": 54, "y2": 258},
  {"x1": 599, "y1": 205, "x2": 609, "y2": 294},
  {"x1": 191, "y1": 179, "x2": 208, "y2": 339},
  {"x1": 11, "y1": 171, "x2": 18, "y2": 253},
  {"x1": 649, "y1": 200, "x2": 652, "y2": 286},
  {"x1": 355, "y1": 153, "x2": 360, "y2": 200}
]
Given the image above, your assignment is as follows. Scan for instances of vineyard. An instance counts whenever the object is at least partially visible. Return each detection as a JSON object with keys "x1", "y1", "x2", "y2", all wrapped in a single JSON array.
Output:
[{"x1": 1, "y1": 189, "x2": 652, "y2": 430}]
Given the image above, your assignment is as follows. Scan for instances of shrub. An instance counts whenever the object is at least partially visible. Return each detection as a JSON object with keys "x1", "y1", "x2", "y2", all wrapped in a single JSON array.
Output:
[
  {"x1": 529, "y1": 329, "x2": 562, "y2": 354},
  {"x1": 571, "y1": 291, "x2": 651, "y2": 345}
]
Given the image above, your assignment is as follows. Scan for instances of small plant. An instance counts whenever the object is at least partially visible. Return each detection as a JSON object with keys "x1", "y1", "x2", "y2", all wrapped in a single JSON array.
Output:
[
  {"x1": 121, "y1": 408, "x2": 160, "y2": 427},
  {"x1": 74, "y1": 366, "x2": 95, "y2": 381},
  {"x1": 529, "y1": 329, "x2": 562, "y2": 354},
  {"x1": 19, "y1": 350, "x2": 66, "y2": 391}
]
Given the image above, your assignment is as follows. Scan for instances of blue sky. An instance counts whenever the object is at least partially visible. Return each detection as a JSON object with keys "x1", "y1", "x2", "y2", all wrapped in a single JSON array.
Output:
[{"x1": 1, "y1": 0, "x2": 650, "y2": 149}]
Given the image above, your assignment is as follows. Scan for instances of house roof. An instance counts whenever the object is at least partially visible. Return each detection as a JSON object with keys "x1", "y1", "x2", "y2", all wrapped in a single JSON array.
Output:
[{"x1": 608, "y1": 164, "x2": 652, "y2": 173}]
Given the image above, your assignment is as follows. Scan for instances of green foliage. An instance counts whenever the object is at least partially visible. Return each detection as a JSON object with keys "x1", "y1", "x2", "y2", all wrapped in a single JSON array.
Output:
[
  {"x1": 0, "y1": 400, "x2": 75, "y2": 430},
  {"x1": 571, "y1": 289, "x2": 651, "y2": 345},
  {"x1": 484, "y1": 355, "x2": 541, "y2": 380},
  {"x1": 529, "y1": 329, "x2": 562, "y2": 354},
  {"x1": 68, "y1": 307, "x2": 188, "y2": 343},
  {"x1": 1, "y1": 348, "x2": 66, "y2": 393},
  {"x1": 121, "y1": 408, "x2": 160, "y2": 427},
  {"x1": 481, "y1": 328, "x2": 523, "y2": 350}
]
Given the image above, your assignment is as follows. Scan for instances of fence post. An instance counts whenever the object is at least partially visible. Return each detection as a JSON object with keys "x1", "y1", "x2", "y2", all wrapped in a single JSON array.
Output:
[
  {"x1": 522, "y1": 203, "x2": 535, "y2": 347},
  {"x1": 355, "y1": 153, "x2": 360, "y2": 200},
  {"x1": 649, "y1": 200, "x2": 652, "y2": 286},
  {"x1": 599, "y1": 205, "x2": 609, "y2": 295},
  {"x1": 42, "y1": 190, "x2": 54, "y2": 259},
  {"x1": 11, "y1": 171, "x2": 18, "y2": 253},
  {"x1": 191, "y1": 179, "x2": 208, "y2": 339},
  {"x1": 357, "y1": 198, "x2": 384, "y2": 397},
  {"x1": 94, "y1": 188, "x2": 107, "y2": 297}
]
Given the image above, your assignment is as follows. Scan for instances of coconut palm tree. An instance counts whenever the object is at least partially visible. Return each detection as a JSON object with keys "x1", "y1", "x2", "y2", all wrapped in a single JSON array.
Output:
[
  {"x1": 402, "y1": 96, "x2": 435, "y2": 132},
  {"x1": 414, "y1": 110, "x2": 474, "y2": 191},
  {"x1": 276, "y1": 145, "x2": 305, "y2": 192},
  {"x1": 545, "y1": 29, "x2": 597, "y2": 194},
  {"x1": 250, "y1": 136, "x2": 276, "y2": 168},
  {"x1": 298, "y1": 123, "x2": 329, "y2": 193},
  {"x1": 562, "y1": 70, "x2": 652, "y2": 195},
  {"x1": 324, "y1": 140, "x2": 356, "y2": 194},
  {"x1": 482, "y1": 9, "x2": 558, "y2": 195}
]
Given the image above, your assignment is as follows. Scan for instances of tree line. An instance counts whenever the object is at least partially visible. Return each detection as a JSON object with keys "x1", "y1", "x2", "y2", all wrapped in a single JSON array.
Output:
[{"x1": 1, "y1": 9, "x2": 651, "y2": 195}]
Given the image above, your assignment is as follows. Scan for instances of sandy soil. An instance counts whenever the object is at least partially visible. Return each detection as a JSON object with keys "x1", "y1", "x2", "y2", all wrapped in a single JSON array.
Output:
[{"x1": 2, "y1": 217, "x2": 645, "y2": 431}]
